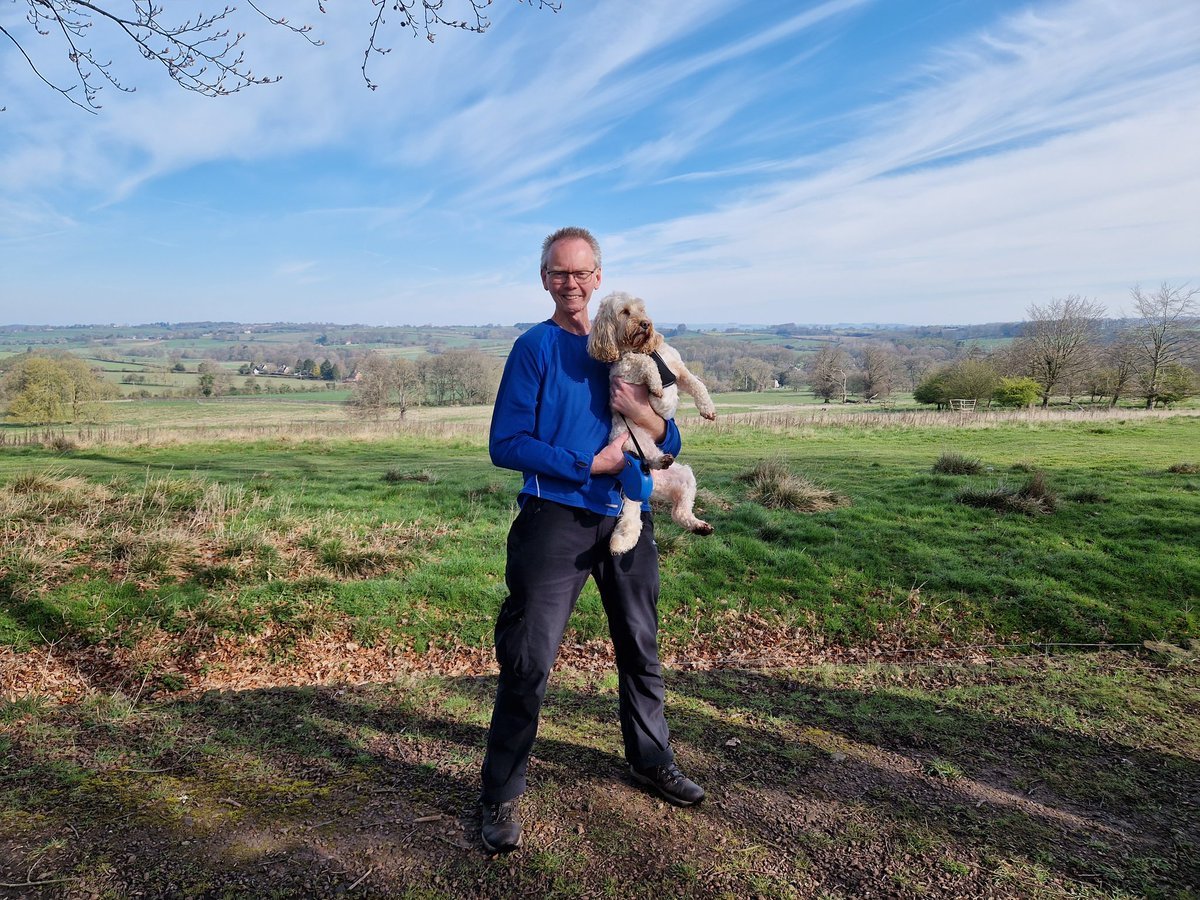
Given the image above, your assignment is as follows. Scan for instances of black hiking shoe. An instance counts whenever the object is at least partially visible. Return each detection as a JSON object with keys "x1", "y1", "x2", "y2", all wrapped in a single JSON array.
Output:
[
  {"x1": 480, "y1": 799, "x2": 522, "y2": 852},
  {"x1": 630, "y1": 762, "x2": 706, "y2": 807}
]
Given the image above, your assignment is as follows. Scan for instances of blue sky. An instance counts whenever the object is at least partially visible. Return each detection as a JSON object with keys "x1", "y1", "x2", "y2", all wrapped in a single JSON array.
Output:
[{"x1": 2, "y1": 0, "x2": 1198, "y2": 327}]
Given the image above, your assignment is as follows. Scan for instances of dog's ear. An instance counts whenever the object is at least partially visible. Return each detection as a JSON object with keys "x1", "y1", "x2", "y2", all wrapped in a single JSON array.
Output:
[{"x1": 587, "y1": 295, "x2": 620, "y2": 362}]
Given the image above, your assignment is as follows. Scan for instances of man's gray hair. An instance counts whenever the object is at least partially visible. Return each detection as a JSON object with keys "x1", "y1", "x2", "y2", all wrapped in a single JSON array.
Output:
[{"x1": 541, "y1": 226, "x2": 602, "y2": 270}]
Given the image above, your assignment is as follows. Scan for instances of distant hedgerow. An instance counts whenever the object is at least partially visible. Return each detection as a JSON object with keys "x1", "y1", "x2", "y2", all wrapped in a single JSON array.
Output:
[
  {"x1": 932, "y1": 452, "x2": 984, "y2": 475},
  {"x1": 737, "y1": 459, "x2": 848, "y2": 512},
  {"x1": 956, "y1": 472, "x2": 1057, "y2": 516}
]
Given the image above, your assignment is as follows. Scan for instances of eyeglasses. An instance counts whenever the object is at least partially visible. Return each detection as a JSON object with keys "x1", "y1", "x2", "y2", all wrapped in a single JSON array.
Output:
[{"x1": 545, "y1": 267, "x2": 598, "y2": 285}]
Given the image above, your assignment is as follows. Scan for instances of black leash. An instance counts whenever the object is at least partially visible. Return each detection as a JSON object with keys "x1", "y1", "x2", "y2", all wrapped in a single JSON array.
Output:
[
  {"x1": 619, "y1": 413, "x2": 651, "y2": 474},
  {"x1": 618, "y1": 352, "x2": 673, "y2": 475}
]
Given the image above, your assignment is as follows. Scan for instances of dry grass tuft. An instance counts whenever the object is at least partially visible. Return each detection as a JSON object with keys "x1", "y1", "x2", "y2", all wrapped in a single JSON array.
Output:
[
  {"x1": 383, "y1": 468, "x2": 439, "y2": 484},
  {"x1": 0, "y1": 472, "x2": 434, "y2": 598},
  {"x1": 956, "y1": 472, "x2": 1058, "y2": 516},
  {"x1": 47, "y1": 434, "x2": 78, "y2": 453},
  {"x1": 1166, "y1": 462, "x2": 1199, "y2": 474},
  {"x1": 932, "y1": 452, "x2": 984, "y2": 475},
  {"x1": 738, "y1": 459, "x2": 848, "y2": 512}
]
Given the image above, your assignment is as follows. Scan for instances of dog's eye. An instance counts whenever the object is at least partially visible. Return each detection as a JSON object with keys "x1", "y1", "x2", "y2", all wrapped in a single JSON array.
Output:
[{"x1": 619, "y1": 309, "x2": 629, "y2": 316}]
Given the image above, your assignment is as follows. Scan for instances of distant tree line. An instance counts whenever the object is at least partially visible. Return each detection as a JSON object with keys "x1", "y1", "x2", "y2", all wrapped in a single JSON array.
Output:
[
  {"x1": 902, "y1": 283, "x2": 1198, "y2": 409},
  {"x1": 663, "y1": 334, "x2": 801, "y2": 393},
  {"x1": 347, "y1": 350, "x2": 503, "y2": 420},
  {"x1": 4, "y1": 284, "x2": 1194, "y2": 422}
]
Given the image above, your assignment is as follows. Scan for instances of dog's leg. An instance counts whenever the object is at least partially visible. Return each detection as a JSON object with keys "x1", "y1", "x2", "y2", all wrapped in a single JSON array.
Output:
[
  {"x1": 609, "y1": 497, "x2": 645, "y2": 555},
  {"x1": 652, "y1": 465, "x2": 713, "y2": 535},
  {"x1": 676, "y1": 367, "x2": 717, "y2": 421},
  {"x1": 637, "y1": 356, "x2": 665, "y2": 399},
  {"x1": 622, "y1": 421, "x2": 674, "y2": 470}
]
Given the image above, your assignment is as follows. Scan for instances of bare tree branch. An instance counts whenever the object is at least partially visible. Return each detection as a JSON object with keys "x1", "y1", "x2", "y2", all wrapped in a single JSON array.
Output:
[
  {"x1": 1128, "y1": 282, "x2": 1199, "y2": 408},
  {"x1": 3, "y1": 1, "x2": 563, "y2": 111},
  {"x1": 1017, "y1": 294, "x2": 1106, "y2": 407}
]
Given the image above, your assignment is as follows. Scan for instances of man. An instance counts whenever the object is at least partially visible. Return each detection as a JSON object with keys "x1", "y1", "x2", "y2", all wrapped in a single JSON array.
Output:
[{"x1": 479, "y1": 226, "x2": 705, "y2": 852}]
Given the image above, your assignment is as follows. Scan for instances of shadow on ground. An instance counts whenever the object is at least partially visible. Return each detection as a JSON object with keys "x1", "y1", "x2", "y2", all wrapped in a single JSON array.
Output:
[{"x1": 1, "y1": 656, "x2": 1197, "y2": 898}]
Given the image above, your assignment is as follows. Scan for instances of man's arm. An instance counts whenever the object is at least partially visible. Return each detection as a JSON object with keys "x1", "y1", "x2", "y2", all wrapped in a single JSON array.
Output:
[
  {"x1": 489, "y1": 339, "x2": 594, "y2": 483},
  {"x1": 610, "y1": 380, "x2": 682, "y2": 456}
]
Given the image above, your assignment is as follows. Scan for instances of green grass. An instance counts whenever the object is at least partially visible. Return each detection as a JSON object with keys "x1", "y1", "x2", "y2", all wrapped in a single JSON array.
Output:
[{"x1": 1, "y1": 416, "x2": 1197, "y2": 656}]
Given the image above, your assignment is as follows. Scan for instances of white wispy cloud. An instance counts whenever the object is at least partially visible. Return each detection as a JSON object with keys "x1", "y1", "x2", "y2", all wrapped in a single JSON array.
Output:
[
  {"x1": 2, "y1": 0, "x2": 1196, "y2": 326},
  {"x1": 603, "y1": 0, "x2": 1200, "y2": 323}
]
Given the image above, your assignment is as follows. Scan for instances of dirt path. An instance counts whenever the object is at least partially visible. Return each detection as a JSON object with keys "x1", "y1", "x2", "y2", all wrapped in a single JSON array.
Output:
[{"x1": 1, "y1": 653, "x2": 1197, "y2": 898}]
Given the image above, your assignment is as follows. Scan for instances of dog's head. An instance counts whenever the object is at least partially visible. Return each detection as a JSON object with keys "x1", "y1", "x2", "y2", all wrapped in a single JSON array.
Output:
[{"x1": 587, "y1": 291, "x2": 663, "y2": 363}]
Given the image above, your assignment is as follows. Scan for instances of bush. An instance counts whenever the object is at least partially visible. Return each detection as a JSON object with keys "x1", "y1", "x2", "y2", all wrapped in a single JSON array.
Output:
[
  {"x1": 932, "y1": 452, "x2": 984, "y2": 475},
  {"x1": 992, "y1": 376, "x2": 1042, "y2": 408},
  {"x1": 737, "y1": 459, "x2": 848, "y2": 512},
  {"x1": 914, "y1": 360, "x2": 999, "y2": 409}
]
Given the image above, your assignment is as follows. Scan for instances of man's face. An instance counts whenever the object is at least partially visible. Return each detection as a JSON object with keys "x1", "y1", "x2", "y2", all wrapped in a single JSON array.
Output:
[{"x1": 542, "y1": 237, "x2": 601, "y2": 322}]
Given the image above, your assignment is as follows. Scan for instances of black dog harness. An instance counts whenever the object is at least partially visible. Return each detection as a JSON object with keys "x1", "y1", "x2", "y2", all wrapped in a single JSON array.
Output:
[
  {"x1": 651, "y1": 350, "x2": 677, "y2": 388},
  {"x1": 617, "y1": 350, "x2": 677, "y2": 483}
]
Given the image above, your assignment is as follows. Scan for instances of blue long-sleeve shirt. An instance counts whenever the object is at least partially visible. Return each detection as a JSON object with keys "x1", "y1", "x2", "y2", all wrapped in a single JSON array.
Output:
[{"x1": 489, "y1": 319, "x2": 682, "y2": 516}]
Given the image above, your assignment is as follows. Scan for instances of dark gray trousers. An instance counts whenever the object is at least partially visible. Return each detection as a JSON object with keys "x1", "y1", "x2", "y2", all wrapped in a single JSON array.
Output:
[{"x1": 480, "y1": 497, "x2": 674, "y2": 804}]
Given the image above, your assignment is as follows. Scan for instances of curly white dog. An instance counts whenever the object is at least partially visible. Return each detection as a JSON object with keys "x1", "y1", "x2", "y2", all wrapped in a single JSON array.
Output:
[{"x1": 587, "y1": 291, "x2": 717, "y2": 555}]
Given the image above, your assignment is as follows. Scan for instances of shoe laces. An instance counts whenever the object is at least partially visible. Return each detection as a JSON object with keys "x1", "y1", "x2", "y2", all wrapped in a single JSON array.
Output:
[
  {"x1": 485, "y1": 800, "x2": 516, "y2": 824},
  {"x1": 658, "y1": 763, "x2": 686, "y2": 785}
]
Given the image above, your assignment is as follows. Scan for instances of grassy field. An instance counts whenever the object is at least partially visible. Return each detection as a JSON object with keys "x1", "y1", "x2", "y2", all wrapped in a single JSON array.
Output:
[
  {"x1": 0, "y1": 413, "x2": 1196, "y2": 659},
  {"x1": 1, "y1": 411, "x2": 1197, "y2": 896}
]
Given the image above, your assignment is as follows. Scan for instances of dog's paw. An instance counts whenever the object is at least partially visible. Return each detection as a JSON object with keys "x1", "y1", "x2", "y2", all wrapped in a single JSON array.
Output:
[
  {"x1": 609, "y1": 536, "x2": 636, "y2": 555},
  {"x1": 701, "y1": 410, "x2": 716, "y2": 421},
  {"x1": 651, "y1": 454, "x2": 675, "y2": 470},
  {"x1": 691, "y1": 522, "x2": 714, "y2": 536}
]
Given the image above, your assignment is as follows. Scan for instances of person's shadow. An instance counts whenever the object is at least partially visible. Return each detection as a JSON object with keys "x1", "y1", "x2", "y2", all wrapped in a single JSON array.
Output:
[{"x1": 1, "y1": 664, "x2": 1196, "y2": 897}]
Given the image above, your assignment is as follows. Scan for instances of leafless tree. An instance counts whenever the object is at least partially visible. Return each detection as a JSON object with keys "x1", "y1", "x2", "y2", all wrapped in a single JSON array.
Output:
[
  {"x1": 806, "y1": 343, "x2": 849, "y2": 403},
  {"x1": 730, "y1": 357, "x2": 776, "y2": 392},
  {"x1": 3, "y1": 0, "x2": 560, "y2": 112},
  {"x1": 852, "y1": 345, "x2": 896, "y2": 402},
  {"x1": 1016, "y1": 294, "x2": 1106, "y2": 408},
  {"x1": 349, "y1": 353, "x2": 418, "y2": 420},
  {"x1": 418, "y1": 349, "x2": 500, "y2": 405},
  {"x1": 1128, "y1": 282, "x2": 1199, "y2": 408},
  {"x1": 1098, "y1": 337, "x2": 1139, "y2": 407},
  {"x1": 900, "y1": 353, "x2": 934, "y2": 392}
]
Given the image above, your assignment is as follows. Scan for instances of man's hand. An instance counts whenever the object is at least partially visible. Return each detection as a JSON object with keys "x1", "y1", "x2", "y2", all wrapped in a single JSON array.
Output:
[
  {"x1": 590, "y1": 432, "x2": 629, "y2": 476},
  {"x1": 611, "y1": 380, "x2": 667, "y2": 442}
]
